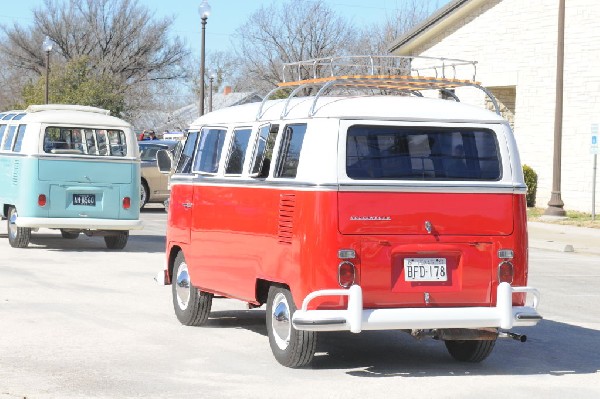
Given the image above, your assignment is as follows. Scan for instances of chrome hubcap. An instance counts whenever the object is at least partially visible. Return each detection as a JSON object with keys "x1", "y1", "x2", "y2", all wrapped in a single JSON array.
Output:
[
  {"x1": 271, "y1": 292, "x2": 291, "y2": 350},
  {"x1": 175, "y1": 262, "x2": 191, "y2": 310},
  {"x1": 8, "y1": 208, "x2": 18, "y2": 239}
]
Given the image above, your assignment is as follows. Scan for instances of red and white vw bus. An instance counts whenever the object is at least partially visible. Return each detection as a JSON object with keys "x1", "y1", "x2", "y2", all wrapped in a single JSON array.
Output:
[{"x1": 158, "y1": 57, "x2": 541, "y2": 368}]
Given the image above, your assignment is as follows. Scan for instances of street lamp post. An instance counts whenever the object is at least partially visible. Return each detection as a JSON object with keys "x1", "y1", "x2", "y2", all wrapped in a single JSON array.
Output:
[
  {"x1": 199, "y1": 0, "x2": 211, "y2": 116},
  {"x1": 209, "y1": 72, "x2": 216, "y2": 112},
  {"x1": 42, "y1": 36, "x2": 53, "y2": 104},
  {"x1": 545, "y1": 0, "x2": 567, "y2": 216}
]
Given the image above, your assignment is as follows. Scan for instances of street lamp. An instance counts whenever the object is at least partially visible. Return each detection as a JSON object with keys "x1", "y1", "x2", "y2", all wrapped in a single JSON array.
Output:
[
  {"x1": 199, "y1": 0, "x2": 211, "y2": 116},
  {"x1": 42, "y1": 36, "x2": 53, "y2": 104},
  {"x1": 208, "y1": 71, "x2": 216, "y2": 112}
]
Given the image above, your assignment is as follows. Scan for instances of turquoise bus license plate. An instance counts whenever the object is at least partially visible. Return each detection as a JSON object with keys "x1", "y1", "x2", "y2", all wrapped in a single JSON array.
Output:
[{"x1": 73, "y1": 193, "x2": 96, "y2": 206}]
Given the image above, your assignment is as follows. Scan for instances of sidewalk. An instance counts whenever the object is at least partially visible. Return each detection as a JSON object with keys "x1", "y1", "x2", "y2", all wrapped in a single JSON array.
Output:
[{"x1": 528, "y1": 221, "x2": 600, "y2": 256}]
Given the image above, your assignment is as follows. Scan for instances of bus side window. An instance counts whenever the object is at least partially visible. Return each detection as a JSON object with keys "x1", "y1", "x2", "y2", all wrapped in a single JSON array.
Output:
[
  {"x1": 250, "y1": 124, "x2": 278, "y2": 178},
  {"x1": 176, "y1": 131, "x2": 198, "y2": 174},
  {"x1": 274, "y1": 124, "x2": 307, "y2": 178},
  {"x1": 13, "y1": 125, "x2": 27, "y2": 152},
  {"x1": 193, "y1": 128, "x2": 227, "y2": 174},
  {"x1": 3, "y1": 126, "x2": 17, "y2": 151},
  {"x1": 0, "y1": 125, "x2": 6, "y2": 149},
  {"x1": 107, "y1": 130, "x2": 127, "y2": 156},
  {"x1": 225, "y1": 127, "x2": 252, "y2": 175}
]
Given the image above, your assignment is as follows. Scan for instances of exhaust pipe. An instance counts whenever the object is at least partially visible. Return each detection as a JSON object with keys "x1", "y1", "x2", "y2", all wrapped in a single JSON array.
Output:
[{"x1": 499, "y1": 331, "x2": 527, "y2": 342}]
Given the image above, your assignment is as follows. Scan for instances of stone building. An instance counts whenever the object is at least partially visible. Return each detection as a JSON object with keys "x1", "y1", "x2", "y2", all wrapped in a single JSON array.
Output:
[{"x1": 390, "y1": 0, "x2": 600, "y2": 213}]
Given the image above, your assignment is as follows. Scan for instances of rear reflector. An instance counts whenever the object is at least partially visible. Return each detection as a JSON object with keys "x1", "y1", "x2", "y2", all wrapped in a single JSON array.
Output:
[
  {"x1": 498, "y1": 249, "x2": 514, "y2": 259},
  {"x1": 123, "y1": 197, "x2": 131, "y2": 209},
  {"x1": 38, "y1": 194, "x2": 47, "y2": 207},
  {"x1": 338, "y1": 249, "x2": 356, "y2": 259},
  {"x1": 338, "y1": 261, "x2": 356, "y2": 288}
]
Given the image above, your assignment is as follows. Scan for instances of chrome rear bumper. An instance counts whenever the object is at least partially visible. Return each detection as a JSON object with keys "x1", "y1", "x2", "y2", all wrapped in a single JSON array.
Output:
[{"x1": 292, "y1": 282, "x2": 541, "y2": 333}]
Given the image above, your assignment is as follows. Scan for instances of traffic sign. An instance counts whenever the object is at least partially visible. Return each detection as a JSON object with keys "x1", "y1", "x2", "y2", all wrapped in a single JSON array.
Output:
[{"x1": 592, "y1": 123, "x2": 599, "y2": 154}]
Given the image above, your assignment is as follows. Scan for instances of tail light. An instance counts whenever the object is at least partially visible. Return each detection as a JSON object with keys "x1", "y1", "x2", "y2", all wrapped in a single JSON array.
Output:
[
  {"x1": 498, "y1": 261, "x2": 514, "y2": 283},
  {"x1": 338, "y1": 261, "x2": 356, "y2": 288},
  {"x1": 497, "y1": 248, "x2": 514, "y2": 283},
  {"x1": 38, "y1": 194, "x2": 47, "y2": 207},
  {"x1": 337, "y1": 249, "x2": 357, "y2": 288},
  {"x1": 122, "y1": 197, "x2": 131, "y2": 209}
]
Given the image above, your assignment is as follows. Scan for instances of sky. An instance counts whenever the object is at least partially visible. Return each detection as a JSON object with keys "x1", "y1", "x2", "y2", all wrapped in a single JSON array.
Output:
[{"x1": 0, "y1": 0, "x2": 449, "y2": 59}]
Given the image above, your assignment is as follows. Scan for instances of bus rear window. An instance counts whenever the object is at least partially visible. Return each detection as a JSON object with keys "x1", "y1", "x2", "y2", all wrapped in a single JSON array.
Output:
[
  {"x1": 43, "y1": 127, "x2": 127, "y2": 157},
  {"x1": 346, "y1": 125, "x2": 501, "y2": 181}
]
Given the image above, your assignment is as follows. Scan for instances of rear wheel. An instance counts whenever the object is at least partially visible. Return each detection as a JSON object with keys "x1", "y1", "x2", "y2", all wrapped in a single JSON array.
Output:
[
  {"x1": 266, "y1": 286, "x2": 316, "y2": 368},
  {"x1": 7, "y1": 206, "x2": 31, "y2": 248},
  {"x1": 60, "y1": 229, "x2": 79, "y2": 239},
  {"x1": 140, "y1": 180, "x2": 149, "y2": 209},
  {"x1": 104, "y1": 231, "x2": 129, "y2": 249},
  {"x1": 444, "y1": 339, "x2": 496, "y2": 362},
  {"x1": 172, "y1": 251, "x2": 212, "y2": 326}
]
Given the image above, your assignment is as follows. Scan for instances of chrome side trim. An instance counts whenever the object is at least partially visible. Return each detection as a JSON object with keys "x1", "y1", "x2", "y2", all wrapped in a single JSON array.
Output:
[
  {"x1": 169, "y1": 175, "x2": 526, "y2": 194},
  {"x1": 35, "y1": 154, "x2": 139, "y2": 163}
]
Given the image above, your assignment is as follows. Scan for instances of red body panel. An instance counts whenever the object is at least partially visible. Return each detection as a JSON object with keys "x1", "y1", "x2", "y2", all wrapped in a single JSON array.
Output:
[{"x1": 167, "y1": 182, "x2": 528, "y2": 309}]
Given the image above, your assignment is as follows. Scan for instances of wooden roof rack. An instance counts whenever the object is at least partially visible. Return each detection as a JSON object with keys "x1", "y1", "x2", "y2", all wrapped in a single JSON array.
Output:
[{"x1": 256, "y1": 56, "x2": 500, "y2": 120}]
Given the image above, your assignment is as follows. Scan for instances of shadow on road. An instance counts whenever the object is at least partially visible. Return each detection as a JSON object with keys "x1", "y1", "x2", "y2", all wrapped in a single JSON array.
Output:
[
  {"x1": 196, "y1": 310, "x2": 600, "y2": 376},
  {"x1": 0, "y1": 232, "x2": 166, "y2": 253},
  {"x1": 204, "y1": 309, "x2": 268, "y2": 337}
]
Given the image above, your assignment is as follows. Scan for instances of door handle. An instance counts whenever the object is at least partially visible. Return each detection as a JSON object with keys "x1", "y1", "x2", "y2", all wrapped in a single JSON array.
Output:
[{"x1": 182, "y1": 202, "x2": 193, "y2": 209}]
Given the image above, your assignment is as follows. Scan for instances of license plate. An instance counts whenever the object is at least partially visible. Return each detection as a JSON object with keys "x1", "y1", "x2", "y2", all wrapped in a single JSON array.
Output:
[
  {"x1": 73, "y1": 194, "x2": 96, "y2": 206},
  {"x1": 404, "y1": 258, "x2": 447, "y2": 281}
]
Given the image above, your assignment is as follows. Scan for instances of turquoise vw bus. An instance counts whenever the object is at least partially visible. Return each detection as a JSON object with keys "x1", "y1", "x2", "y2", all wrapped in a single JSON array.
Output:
[{"x1": 0, "y1": 104, "x2": 142, "y2": 249}]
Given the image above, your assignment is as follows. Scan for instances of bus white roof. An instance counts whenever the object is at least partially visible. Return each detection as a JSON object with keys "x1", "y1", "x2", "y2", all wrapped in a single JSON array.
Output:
[
  {"x1": 26, "y1": 104, "x2": 110, "y2": 115},
  {"x1": 191, "y1": 95, "x2": 505, "y2": 127},
  {"x1": 17, "y1": 104, "x2": 131, "y2": 128}
]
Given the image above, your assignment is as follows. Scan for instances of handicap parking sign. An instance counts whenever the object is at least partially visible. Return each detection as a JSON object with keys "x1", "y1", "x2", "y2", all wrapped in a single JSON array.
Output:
[{"x1": 593, "y1": 124, "x2": 599, "y2": 154}]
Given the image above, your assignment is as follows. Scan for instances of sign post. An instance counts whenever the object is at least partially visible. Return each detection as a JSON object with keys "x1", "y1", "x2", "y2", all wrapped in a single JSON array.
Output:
[{"x1": 592, "y1": 124, "x2": 599, "y2": 221}]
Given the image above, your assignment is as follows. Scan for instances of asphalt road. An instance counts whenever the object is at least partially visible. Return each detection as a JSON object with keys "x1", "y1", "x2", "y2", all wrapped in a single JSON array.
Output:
[{"x1": 1, "y1": 207, "x2": 599, "y2": 399}]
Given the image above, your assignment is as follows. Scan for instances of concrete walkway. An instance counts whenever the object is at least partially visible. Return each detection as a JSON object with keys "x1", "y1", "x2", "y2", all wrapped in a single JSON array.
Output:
[{"x1": 528, "y1": 221, "x2": 600, "y2": 256}]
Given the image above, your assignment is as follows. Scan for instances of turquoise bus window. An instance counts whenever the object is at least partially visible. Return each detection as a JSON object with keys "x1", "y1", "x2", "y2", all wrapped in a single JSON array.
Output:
[
  {"x1": 2, "y1": 114, "x2": 15, "y2": 120},
  {"x1": 107, "y1": 130, "x2": 127, "y2": 156},
  {"x1": 84, "y1": 129, "x2": 98, "y2": 155},
  {"x1": 97, "y1": 130, "x2": 108, "y2": 155},
  {"x1": 13, "y1": 125, "x2": 26, "y2": 152},
  {"x1": 13, "y1": 113, "x2": 25, "y2": 121},
  {"x1": 43, "y1": 127, "x2": 126, "y2": 156},
  {"x1": 3, "y1": 126, "x2": 16, "y2": 150},
  {"x1": 0, "y1": 125, "x2": 6, "y2": 148}
]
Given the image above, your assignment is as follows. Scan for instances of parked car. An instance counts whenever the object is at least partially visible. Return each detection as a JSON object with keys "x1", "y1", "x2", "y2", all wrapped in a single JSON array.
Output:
[{"x1": 138, "y1": 139, "x2": 181, "y2": 209}]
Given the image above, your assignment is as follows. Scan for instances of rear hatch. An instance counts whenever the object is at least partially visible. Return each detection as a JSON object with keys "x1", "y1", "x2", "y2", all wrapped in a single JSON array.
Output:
[
  {"x1": 339, "y1": 192, "x2": 513, "y2": 307},
  {"x1": 39, "y1": 159, "x2": 132, "y2": 219},
  {"x1": 340, "y1": 122, "x2": 513, "y2": 308}
]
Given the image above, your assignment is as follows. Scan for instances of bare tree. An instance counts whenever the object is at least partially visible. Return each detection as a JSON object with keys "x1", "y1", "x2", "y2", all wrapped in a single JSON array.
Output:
[
  {"x1": 0, "y1": 0, "x2": 189, "y2": 115},
  {"x1": 232, "y1": 0, "x2": 356, "y2": 93}
]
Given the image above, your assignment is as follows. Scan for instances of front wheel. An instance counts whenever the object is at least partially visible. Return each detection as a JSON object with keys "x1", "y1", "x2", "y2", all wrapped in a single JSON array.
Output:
[
  {"x1": 266, "y1": 286, "x2": 316, "y2": 368},
  {"x1": 444, "y1": 339, "x2": 496, "y2": 362},
  {"x1": 104, "y1": 231, "x2": 129, "y2": 249},
  {"x1": 7, "y1": 206, "x2": 31, "y2": 248},
  {"x1": 172, "y1": 251, "x2": 212, "y2": 326}
]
